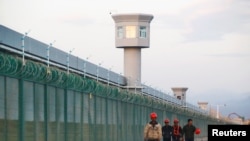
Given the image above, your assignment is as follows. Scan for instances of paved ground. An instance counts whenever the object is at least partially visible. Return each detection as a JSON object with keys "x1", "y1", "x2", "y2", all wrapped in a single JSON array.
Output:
[{"x1": 195, "y1": 137, "x2": 207, "y2": 141}]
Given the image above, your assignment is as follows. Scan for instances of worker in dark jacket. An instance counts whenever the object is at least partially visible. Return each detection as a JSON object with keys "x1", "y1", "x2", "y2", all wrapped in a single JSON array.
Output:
[
  {"x1": 162, "y1": 118, "x2": 173, "y2": 141},
  {"x1": 182, "y1": 119, "x2": 196, "y2": 141}
]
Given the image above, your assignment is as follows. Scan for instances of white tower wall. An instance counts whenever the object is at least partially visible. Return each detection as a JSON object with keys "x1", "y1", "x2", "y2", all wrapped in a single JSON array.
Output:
[
  {"x1": 112, "y1": 13, "x2": 153, "y2": 87},
  {"x1": 124, "y1": 48, "x2": 141, "y2": 86},
  {"x1": 171, "y1": 87, "x2": 188, "y2": 101}
]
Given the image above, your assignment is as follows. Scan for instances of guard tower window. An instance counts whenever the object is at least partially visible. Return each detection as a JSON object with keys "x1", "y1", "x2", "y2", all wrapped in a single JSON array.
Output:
[
  {"x1": 125, "y1": 26, "x2": 136, "y2": 38},
  {"x1": 139, "y1": 26, "x2": 147, "y2": 38},
  {"x1": 117, "y1": 26, "x2": 123, "y2": 38},
  {"x1": 177, "y1": 96, "x2": 181, "y2": 100}
]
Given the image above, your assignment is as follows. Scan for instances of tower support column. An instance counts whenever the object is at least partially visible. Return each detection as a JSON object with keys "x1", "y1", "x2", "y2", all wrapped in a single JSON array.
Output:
[{"x1": 124, "y1": 48, "x2": 141, "y2": 86}]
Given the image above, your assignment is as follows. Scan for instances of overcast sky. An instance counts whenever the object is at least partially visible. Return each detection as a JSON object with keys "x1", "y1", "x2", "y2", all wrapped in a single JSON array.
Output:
[{"x1": 1, "y1": 0, "x2": 250, "y2": 117}]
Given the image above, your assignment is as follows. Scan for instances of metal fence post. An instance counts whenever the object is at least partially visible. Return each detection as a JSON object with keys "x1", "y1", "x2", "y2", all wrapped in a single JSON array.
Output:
[{"x1": 18, "y1": 79, "x2": 25, "y2": 141}]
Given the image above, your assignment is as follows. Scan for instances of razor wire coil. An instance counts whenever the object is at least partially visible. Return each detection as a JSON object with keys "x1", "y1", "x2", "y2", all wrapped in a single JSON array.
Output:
[{"x1": 0, "y1": 52, "x2": 210, "y2": 117}]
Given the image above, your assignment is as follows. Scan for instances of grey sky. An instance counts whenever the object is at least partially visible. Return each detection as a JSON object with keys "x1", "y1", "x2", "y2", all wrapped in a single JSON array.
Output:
[{"x1": 1, "y1": 0, "x2": 250, "y2": 117}]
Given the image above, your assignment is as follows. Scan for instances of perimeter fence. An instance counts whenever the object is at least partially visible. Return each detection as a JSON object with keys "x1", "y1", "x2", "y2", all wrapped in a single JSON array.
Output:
[{"x1": 0, "y1": 52, "x2": 226, "y2": 141}]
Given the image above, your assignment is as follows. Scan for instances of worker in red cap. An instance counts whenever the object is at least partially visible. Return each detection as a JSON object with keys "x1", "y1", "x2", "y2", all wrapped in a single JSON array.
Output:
[
  {"x1": 144, "y1": 112, "x2": 162, "y2": 141},
  {"x1": 172, "y1": 118, "x2": 183, "y2": 141},
  {"x1": 162, "y1": 118, "x2": 173, "y2": 141},
  {"x1": 182, "y1": 119, "x2": 197, "y2": 141}
]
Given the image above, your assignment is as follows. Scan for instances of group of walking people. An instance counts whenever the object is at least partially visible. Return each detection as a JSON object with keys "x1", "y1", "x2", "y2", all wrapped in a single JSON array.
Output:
[{"x1": 144, "y1": 112, "x2": 200, "y2": 141}]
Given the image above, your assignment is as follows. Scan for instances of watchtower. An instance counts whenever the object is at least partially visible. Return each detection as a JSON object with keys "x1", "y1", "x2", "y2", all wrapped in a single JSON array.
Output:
[{"x1": 111, "y1": 13, "x2": 154, "y2": 87}]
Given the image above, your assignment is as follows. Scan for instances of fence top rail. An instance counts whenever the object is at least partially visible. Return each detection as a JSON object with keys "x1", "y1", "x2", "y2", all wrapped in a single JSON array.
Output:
[{"x1": 0, "y1": 24, "x2": 207, "y2": 114}]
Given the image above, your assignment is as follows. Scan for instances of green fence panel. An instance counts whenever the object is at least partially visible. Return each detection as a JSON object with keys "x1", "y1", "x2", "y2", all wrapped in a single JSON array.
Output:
[{"x1": 0, "y1": 52, "x2": 234, "y2": 141}]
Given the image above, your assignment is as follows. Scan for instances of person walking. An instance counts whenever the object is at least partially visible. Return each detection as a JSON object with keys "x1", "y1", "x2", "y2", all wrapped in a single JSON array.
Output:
[
  {"x1": 144, "y1": 112, "x2": 162, "y2": 141},
  {"x1": 172, "y1": 118, "x2": 183, "y2": 141},
  {"x1": 162, "y1": 118, "x2": 173, "y2": 141},
  {"x1": 182, "y1": 119, "x2": 196, "y2": 141}
]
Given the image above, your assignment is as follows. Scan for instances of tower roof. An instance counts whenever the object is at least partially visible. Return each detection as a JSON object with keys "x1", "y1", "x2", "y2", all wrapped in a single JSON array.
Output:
[
  {"x1": 171, "y1": 87, "x2": 188, "y2": 91},
  {"x1": 112, "y1": 13, "x2": 154, "y2": 23}
]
